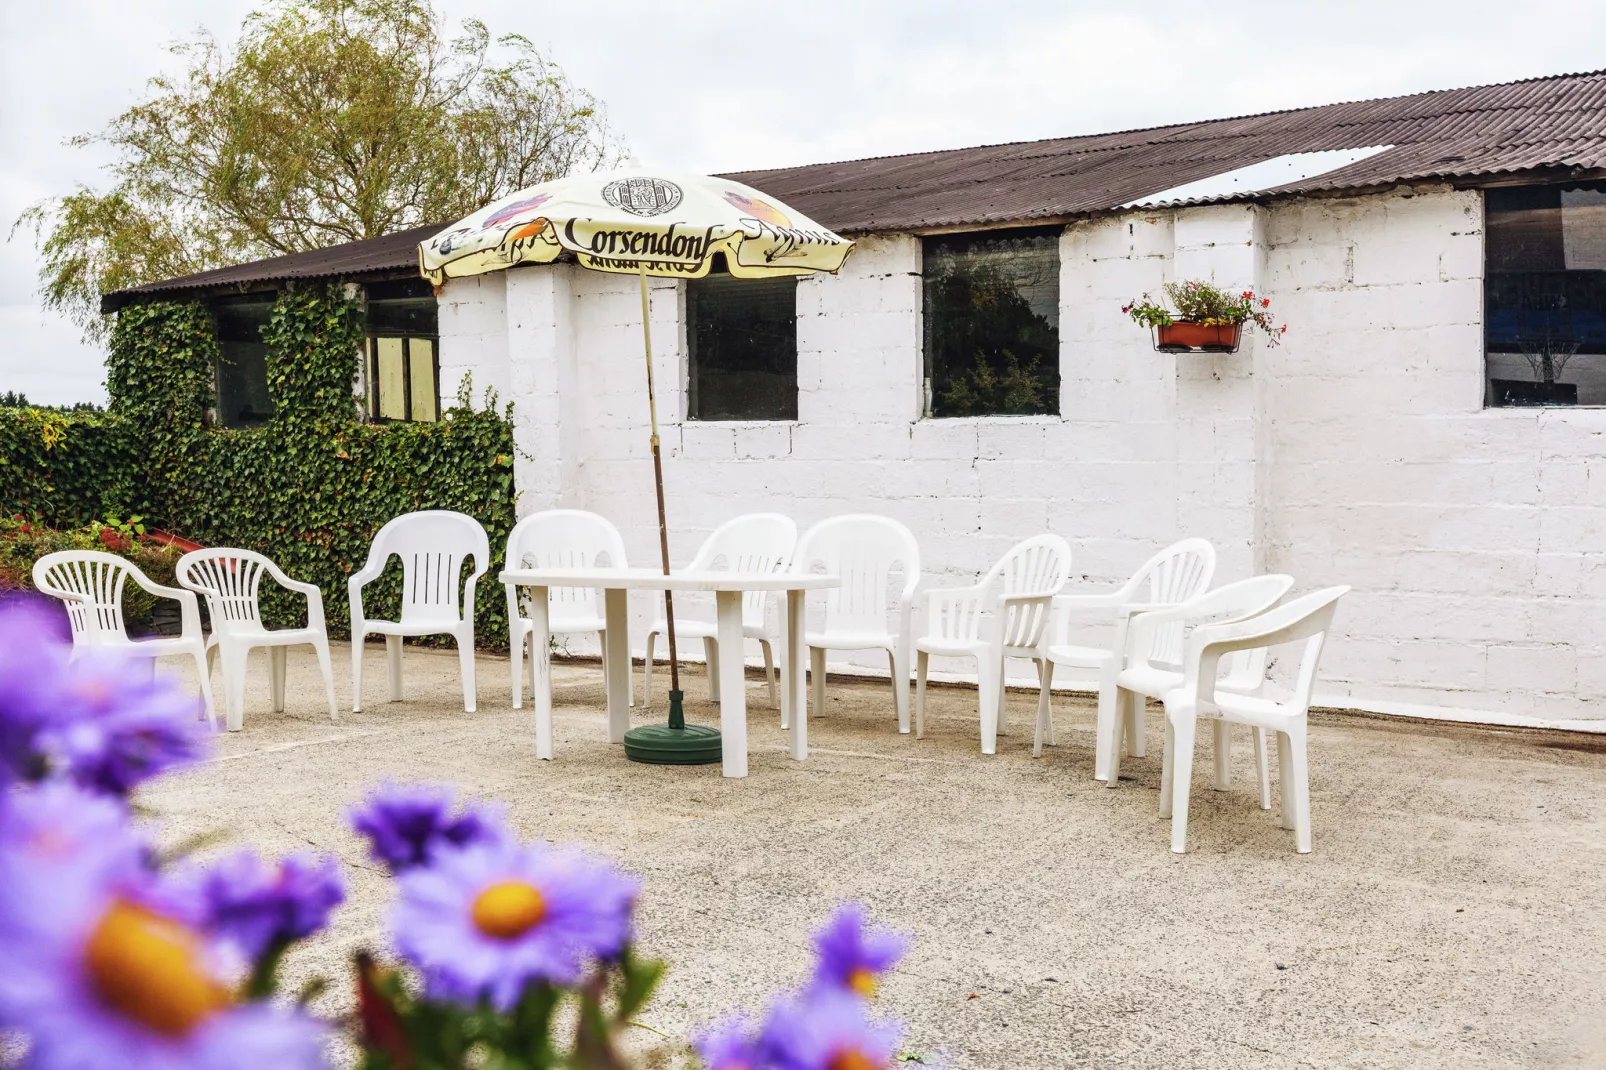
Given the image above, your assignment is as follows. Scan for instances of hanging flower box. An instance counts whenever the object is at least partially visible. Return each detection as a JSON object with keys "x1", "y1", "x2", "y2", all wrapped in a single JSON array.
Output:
[
  {"x1": 1123, "y1": 280, "x2": 1286, "y2": 354},
  {"x1": 1154, "y1": 321, "x2": 1243, "y2": 353}
]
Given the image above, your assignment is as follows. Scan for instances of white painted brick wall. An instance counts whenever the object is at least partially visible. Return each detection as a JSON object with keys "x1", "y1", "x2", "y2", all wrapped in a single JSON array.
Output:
[{"x1": 460, "y1": 184, "x2": 1605, "y2": 723}]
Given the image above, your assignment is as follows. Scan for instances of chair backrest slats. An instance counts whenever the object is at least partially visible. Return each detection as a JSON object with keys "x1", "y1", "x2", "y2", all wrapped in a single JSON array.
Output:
[
  {"x1": 177, "y1": 549, "x2": 274, "y2": 634},
  {"x1": 33, "y1": 551, "x2": 139, "y2": 642},
  {"x1": 793, "y1": 515, "x2": 920, "y2": 637},
  {"x1": 688, "y1": 514, "x2": 797, "y2": 628},
  {"x1": 503, "y1": 510, "x2": 627, "y2": 628},
  {"x1": 365, "y1": 511, "x2": 489, "y2": 626},
  {"x1": 1133, "y1": 538, "x2": 1217, "y2": 666}
]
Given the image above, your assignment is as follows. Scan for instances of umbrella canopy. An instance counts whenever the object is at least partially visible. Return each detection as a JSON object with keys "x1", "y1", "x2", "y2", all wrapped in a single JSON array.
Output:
[
  {"x1": 418, "y1": 170, "x2": 855, "y2": 761},
  {"x1": 419, "y1": 169, "x2": 853, "y2": 284}
]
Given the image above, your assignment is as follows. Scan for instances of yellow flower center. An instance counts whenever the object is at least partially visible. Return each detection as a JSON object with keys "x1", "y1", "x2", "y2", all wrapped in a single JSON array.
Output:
[
  {"x1": 828, "y1": 1047, "x2": 884, "y2": 1070},
  {"x1": 471, "y1": 881, "x2": 547, "y2": 940},
  {"x1": 83, "y1": 900, "x2": 230, "y2": 1037},
  {"x1": 847, "y1": 966, "x2": 877, "y2": 998}
]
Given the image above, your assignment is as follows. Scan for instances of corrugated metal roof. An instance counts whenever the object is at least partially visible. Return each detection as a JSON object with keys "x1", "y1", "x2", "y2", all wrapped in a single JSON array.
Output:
[{"x1": 104, "y1": 69, "x2": 1606, "y2": 308}]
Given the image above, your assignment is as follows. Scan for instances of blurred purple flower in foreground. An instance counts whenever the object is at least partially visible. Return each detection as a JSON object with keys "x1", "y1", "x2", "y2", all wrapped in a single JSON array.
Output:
[
  {"x1": 0, "y1": 595, "x2": 207, "y2": 798},
  {"x1": 187, "y1": 849, "x2": 346, "y2": 962},
  {"x1": 0, "y1": 782, "x2": 326, "y2": 1070},
  {"x1": 694, "y1": 1013, "x2": 763, "y2": 1070},
  {"x1": 760, "y1": 990, "x2": 902, "y2": 1070},
  {"x1": 390, "y1": 836, "x2": 639, "y2": 1010},
  {"x1": 811, "y1": 903, "x2": 908, "y2": 1000},
  {"x1": 0, "y1": 595, "x2": 72, "y2": 787},
  {"x1": 349, "y1": 781, "x2": 509, "y2": 872}
]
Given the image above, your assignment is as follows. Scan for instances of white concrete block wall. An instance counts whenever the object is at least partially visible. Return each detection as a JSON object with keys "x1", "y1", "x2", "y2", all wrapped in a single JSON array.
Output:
[
  {"x1": 436, "y1": 273, "x2": 509, "y2": 408},
  {"x1": 475, "y1": 183, "x2": 1603, "y2": 724}
]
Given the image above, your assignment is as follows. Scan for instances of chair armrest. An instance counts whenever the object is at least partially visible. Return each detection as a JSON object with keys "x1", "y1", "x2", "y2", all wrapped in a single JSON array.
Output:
[
  {"x1": 125, "y1": 574, "x2": 205, "y2": 641},
  {"x1": 38, "y1": 586, "x2": 89, "y2": 604}
]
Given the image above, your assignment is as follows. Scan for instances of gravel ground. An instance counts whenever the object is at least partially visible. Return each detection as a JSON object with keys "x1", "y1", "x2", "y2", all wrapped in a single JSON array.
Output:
[{"x1": 133, "y1": 641, "x2": 1606, "y2": 1070}]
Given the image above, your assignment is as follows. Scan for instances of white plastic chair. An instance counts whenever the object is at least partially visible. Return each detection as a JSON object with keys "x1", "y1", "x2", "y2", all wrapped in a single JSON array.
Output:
[
  {"x1": 1159, "y1": 586, "x2": 1349, "y2": 854},
  {"x1": 175, "y1": 549, "x2": 337, "y2": 732},
  {"x1": 1106, "y1": 574, "x2": 1295, "y2": 791},
  {"x1": 503, "y1": 509, "x2": 629, "y2": 710},
  {"x1": 1038, "y1": 538, "x2": 1215, "y2": 779},
  {"x1": 643, "y1": 513, "x2": 797, "y2": 710},
  {"x1": 33, "y1": 550, "x2": 214, "y2": 727},
  {"x1": 915, "y1": 535, "x2": 1072, "y2": 754},
  {"x1": 791, "y1": 515, "x2": 921, "y2": 733},
  {"x1": 348, "y1": 511, "x2": 489, "y2": 713}
]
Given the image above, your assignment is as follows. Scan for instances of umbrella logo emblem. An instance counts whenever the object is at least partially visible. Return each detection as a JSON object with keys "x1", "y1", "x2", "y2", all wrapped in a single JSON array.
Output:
[
  {"x1": 602, "y1": 177, "x2": 683, "y2": 217},
  {"x1": 722, "y1": 191, "x2": 791, "y2": 228}
]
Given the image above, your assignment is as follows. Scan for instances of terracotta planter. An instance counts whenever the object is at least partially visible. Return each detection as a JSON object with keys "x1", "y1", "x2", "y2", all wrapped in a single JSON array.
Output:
[{"x1": 1155, "y1": 321, "x2": 1243, "y2": 353}]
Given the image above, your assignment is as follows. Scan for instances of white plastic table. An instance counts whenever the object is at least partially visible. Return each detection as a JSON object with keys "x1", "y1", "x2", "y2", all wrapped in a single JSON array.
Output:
[{"x1": 499, "y1": 567, "x2": 840, "y2": 778}]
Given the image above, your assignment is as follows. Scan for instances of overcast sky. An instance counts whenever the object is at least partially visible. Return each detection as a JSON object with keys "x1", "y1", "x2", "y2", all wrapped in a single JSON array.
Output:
[{"x1": 3, "y1": 0, "x2": 1603, "y2": 404}]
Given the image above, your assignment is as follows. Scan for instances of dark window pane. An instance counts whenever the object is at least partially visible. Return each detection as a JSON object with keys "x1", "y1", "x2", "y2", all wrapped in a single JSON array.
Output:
[
  {"x1": 687, "y1": 274, "x2": 797, "y2": 421},
  {"x1": 366, "y1": 296, "x2": 438, "y2": 336},
  {"x1": 210, "y1": 295, "x2": 275, "y2": 426},
  {"x1": 1486, "y1": 182, "x2": 1606, "y2": 407},
  {"x1": 923, "y1": 228, "x2": 1060, "y2": 417}
]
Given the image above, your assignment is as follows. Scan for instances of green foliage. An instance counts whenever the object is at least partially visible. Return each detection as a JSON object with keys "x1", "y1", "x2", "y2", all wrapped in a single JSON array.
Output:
[
  {"x1": 0, "y1": 515, "x2": 183, "y2": 633},
  {"x1": 939, "y1": 349, "x2": 1049, "y2": 417},
  {"x1": 1, "y1": 287, "x2": 516, "y2": 643},
  {"x1": 13, "y1": 0, "x2": 619, "y2": 336}
]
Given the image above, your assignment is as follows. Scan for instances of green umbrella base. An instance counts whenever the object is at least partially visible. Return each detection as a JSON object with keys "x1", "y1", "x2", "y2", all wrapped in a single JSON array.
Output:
[
  {"x1": 623, "y1": 722, "x2": 723, "y2": 765},
  {"x1": 624, "y1": 690, "x2": 722, "y2": 765}
]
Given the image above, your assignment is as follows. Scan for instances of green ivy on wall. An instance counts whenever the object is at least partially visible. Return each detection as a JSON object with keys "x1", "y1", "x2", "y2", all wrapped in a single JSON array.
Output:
[{"x1": 1, "y1": 285, "x2": 517, "y2": 644}]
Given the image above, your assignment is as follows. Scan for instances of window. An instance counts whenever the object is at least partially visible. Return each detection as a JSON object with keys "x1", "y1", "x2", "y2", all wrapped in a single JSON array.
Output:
[
  {"x1": 366, "y1": 280, "x2": 439, "y2": 422},
  {"x1": 211, "y1": 294, "x2": 276, "y2": 427},
  {"x1": 686, "y1": 273, "x2": 797, "y2": 421},
  {"x1": 1485, "y1": 182, "x2": 1606, "y2": 406},
  {"x1": 922, "y1": 228, "x2": 1060, "y2": 418}
]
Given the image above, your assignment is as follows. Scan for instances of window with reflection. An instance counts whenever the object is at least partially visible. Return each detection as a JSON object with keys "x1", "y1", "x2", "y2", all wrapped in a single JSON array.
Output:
[
  {"x1": 365, "y1": 279, "x2": 439, "y2": 422},
  {"x1": 686, "y1": 273, "x2": 798, "y2": 421},
  {"x1": 922, "y1": 228, "x2": 1060, "y2": 418},
  {"x1": 1485, "y1": 182, "x2": 1606, "y2": 406},
  {"x1": 211, "y1": 294, "x2": 276, "y2": 427}
]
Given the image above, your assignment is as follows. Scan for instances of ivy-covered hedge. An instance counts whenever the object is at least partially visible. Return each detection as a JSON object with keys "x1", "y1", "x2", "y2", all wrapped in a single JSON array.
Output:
[{"x1": 2, "y1": 286, "x2": 517, "y2": 643}]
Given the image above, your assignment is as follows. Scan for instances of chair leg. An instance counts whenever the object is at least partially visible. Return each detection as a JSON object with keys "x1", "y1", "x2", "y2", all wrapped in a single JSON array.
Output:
[
  {"x1": 458, "y1": 629, "x2": 477, "y2": 713},
  {"x1": 977, "y1": 658, "x2": 1000, "y2": 755},
  {"x1": 761, "y1": 640, "x2": 778, "y2": 711},
  {"x1": 221, "y1": 644, "x2": 249, "y2": 733},
  {"x1": 1287, "y1": 727, "x2": 1312, "y2": 854},
  {"x1": 1093, "y1": 660, "x2": 1118, "y2": 782},
  {"x1": 915, "y1": 651, "x2": 929, "y2": 739},
  {"x1": 600, "y1": 629, "x2": 609, "y2": 707},
  {"x1": 312, "y1": 636, "x2": 338, "y2": 723},
  {"x1": 1159, "y1": 712, "x2": 1176, "y2": 819},
  {"x1": 643, "y1": 632, "x2": 656, "y2": 709},
  {"x1": 704, "y1": 637, "x2": 721, "y2": 703},
  {"x1": 995, "y1": 668, "x2": 1008, "y2": 736},
  {"x1": 1169, "y1": 713, "x2": 1198, "y2": 854},
  {"x1": 351, "y1": 636, "x2": 364, "y2": 713},
  {"x1": 1277, "y1": 731, "x2": 1296, "y2": 832},
  {"x1": 192, "y1": 647, "x2": 217, "y2": 729},
  {"x1": 888, "y1": 646, "x2": 909, "y2": 734},
  {"x1": 385, "y1": 635, "x2": 403, "y2": 702},
  {"x1": 810, "y1": 647, "x2": 825, "y2": 718},
  {"x1": 1105, "y1": 688, "x2": 1130, "y2": 788},
  {"x1": 1212, "y1": 719, "x2": 1231, "y2": 790},
  {"x1": 1131, "y1": 699, "x2": 1148, "y2": 758},
  {"x1": 510, "y1": 622, "x2": 525, "y2": 710},
  {"x1": 1254, "y1": 727, "x2": 1272, "y2": 810},
  {"x1": 1032, "y1": 659, "x2": 1048, "y2": 758},
  {"x1": 269, "y1": 646, "x2": 287, "y2": 713}
]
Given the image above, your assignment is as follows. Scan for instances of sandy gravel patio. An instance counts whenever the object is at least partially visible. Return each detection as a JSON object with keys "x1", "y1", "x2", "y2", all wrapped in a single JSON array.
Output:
[{"x1": 136, "y1": 642, "x2": 1606, "y2": 1070}]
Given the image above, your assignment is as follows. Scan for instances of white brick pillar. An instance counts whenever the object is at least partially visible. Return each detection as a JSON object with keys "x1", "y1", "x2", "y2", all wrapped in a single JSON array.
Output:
[
  {"x1": 1171, "y1": 204, "x2": 1268, "y2": 578},
  {"x1": 436, "y1": 273, "x2": 510, "y2": 409},
  {"x1": 506, "y1": 265, "x2": 578, "y2": 515}
]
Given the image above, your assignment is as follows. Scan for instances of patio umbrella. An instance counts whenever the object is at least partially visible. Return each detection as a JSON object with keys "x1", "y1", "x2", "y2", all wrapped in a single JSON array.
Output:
[{"x1": 419, "y1": 169, "x2": 854, "y2": 760}]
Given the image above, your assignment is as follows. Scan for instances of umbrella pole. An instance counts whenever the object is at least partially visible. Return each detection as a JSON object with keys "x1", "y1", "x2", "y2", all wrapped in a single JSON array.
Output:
[{"x1": 638, "y1": 265, "x2": 683, "y2": 724}]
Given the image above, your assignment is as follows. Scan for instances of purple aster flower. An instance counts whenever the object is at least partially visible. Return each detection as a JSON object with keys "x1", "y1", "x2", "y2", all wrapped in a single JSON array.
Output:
[
  {"x1": 810, "y1": 903, "x2": 908, "y2": 1000},
  {"x1": 27, "y1": 647, "x2": 209, "y2": 797},
  {"x1": 693, "y1": 1013, "x2": 763, "y2": 1070},
  {"x1": 0, "y1": 785, "x2": 326, "y2": 1068},
  {"x1": 0, "y1": 594, "x2": 73, "y2": 787},
  {"x1": 186, "y1": 849, "x2": 346, "y2": 962},
  {"x1": 390, "y1": 837, "x2": 639, "y2": 1011},
  {"x1": 349, "y1": 781, "x2": 509, "y2": 872},
  {"x1": 758, "y1": 989, "x2": 902, "y2": 1070}
]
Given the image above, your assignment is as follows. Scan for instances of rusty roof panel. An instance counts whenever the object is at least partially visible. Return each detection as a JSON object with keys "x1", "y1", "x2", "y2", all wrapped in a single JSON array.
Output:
[{"x1": 104, "y1": 70, "x2": 1606, "y2": 305}]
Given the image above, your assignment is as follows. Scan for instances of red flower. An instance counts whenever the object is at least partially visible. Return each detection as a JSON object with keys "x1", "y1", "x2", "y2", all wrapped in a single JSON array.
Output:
[
  {"x1": 1242, "y1": 290, "x2": 1253, "y2": 298},
  {"x1": 1261, "y1": 298, "x2": 1270, "y2": 307}
]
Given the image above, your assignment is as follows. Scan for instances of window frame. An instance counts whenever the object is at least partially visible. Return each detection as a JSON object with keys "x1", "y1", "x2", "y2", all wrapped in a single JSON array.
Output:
[
  {"x1": 366, "y1": 332, "x2": 440, "y2": 423},
  {"x1": 209, "y1": 291, "x2": 279, "y2": 428},
  {"x1": 1482, "y1": 180, "x2": 1606, "y2": 409},
  {"x1": 684, "y1": 271, "x2": 800, "y2": 423},
  {"x1": 919, "y1": 225, "x2": 1064, "y2": 420}
]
